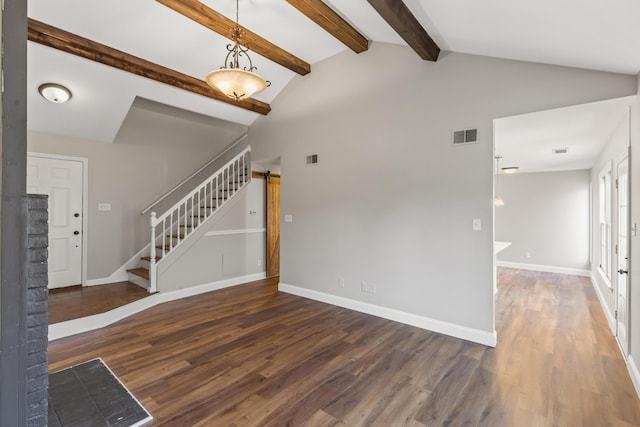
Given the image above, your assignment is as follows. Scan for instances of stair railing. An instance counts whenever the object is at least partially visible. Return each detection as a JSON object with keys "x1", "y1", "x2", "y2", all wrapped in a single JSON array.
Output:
[{"x1": 148, "y1": 146, "x2": 251, "y2": 292}]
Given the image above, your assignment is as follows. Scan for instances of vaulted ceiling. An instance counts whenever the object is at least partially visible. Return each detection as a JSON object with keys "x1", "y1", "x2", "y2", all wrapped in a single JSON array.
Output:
[{"x1": 28, "y1": 0, "x2": 640, "y2": 143}]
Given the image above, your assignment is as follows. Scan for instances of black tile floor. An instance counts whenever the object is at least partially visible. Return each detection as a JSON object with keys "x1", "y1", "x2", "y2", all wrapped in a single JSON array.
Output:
[{"x1": 48, "y1": 359, "x2": 152, "y2": 427}]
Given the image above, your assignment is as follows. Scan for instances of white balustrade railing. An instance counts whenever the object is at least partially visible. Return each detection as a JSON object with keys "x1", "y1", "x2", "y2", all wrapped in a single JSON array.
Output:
[{"x1": 148, "y1": 146, "x2": 251, "y2": 292}]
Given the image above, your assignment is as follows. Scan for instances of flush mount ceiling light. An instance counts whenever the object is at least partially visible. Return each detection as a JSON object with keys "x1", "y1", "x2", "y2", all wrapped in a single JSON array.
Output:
[
  {"x1": 205, "y1": 0, "x2": 269, "y2": 101},
  {"x1": 501, "y1": 166, "x2": 519, "y2": 174},
  {"x1": 38, "y1": 83, "x2": 72, "y2": 104}
]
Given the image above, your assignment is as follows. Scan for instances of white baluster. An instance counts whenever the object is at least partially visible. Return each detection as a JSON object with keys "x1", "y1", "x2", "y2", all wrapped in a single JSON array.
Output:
[{"x1": 150, "y1": 212, "x2": 157, "y2": 293}]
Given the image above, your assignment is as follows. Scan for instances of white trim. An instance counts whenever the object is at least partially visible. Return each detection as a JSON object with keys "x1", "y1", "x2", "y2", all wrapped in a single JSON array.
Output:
[
  {"x1": 205, "y1": 228, "x2": 266, "y2": 237},
  {"x1": 278, "y1": 283, "x2": 497, "y2": 347},
  {"x1": 28, "y1": 152, "x2": 89, "y2": 286},
  {"x1": 85, "y1": 243, "x2": 151, "y2": 286},
  {"x1": 49, "y1": 272, "x2": 266, "y2": 341},
  {"x1": 496, "y1": 261, "x2": 590, "y2": 277},
  {"x1": 628, "y1": 355, "x2": 640, "y2": 400},
  {"x1": 591, "y1": 274, "x2": 616, "y2": 332}
]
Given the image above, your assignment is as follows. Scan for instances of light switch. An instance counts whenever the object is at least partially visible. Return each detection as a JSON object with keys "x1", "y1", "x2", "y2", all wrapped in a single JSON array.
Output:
[
  {"x1": 284, "y1": 214, "x2": 293, "y2": 223},
  {"x1": 98, "y1": 203, "x2": 111, "y2": 211},
  {"x1": 472, "y1": 219, "x2": 481, "y2": 231}
]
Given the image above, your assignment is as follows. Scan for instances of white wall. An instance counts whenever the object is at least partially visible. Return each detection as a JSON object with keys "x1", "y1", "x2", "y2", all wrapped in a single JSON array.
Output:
[
  {"x1": 496, "y1": 170, "x2": 590, "y2": 272},
  {"x1": 157, "y1": 178, "x2": 266, "y2": 291},
  {"x1": 249, "y1": 43, "x2": 636, "y2": 345},
  {"x1": 27, "y1": 102, "x2": 247, "y2": 280},
  {"x1": 629, "y1": 74, "x2": 640, "y2": 392},
  {"x1": 591, "y1": 115, "x2": 630, "y2": 325}
]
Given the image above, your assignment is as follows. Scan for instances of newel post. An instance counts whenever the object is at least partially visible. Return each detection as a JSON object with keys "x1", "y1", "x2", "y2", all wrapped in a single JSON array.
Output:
[{"x1": 149, "y1": 212, "x2": 157, "y2": 293}]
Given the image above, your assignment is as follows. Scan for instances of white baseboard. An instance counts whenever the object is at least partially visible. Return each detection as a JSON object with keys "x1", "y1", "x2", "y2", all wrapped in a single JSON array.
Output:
[
  {"x1": 86, "y1": 243, "x2": 151, "y2": 286},
  {"x1": 590, "y1": 274, "x2": 616, "y2": 332},
  {"x1": 278, "y1": 283, "x2": 497, "y2": 347},
  {"x1": 628, "y1": 355, "x2": 640, "y2": 400},
  {"x1": 496, "y1": 261, "x2": 590, "y2": 277},
  {"x1": 49, "y1": 272, "x2": 266, "y2": 341}
]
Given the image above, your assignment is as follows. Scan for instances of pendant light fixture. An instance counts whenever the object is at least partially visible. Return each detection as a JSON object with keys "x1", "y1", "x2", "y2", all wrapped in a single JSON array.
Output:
[
  {"x1": 205, "y1": 0, "x2": 269, "y2": 101},
  {"x1": 495, "y1": 156, "x2": 504, "y2": 206}
]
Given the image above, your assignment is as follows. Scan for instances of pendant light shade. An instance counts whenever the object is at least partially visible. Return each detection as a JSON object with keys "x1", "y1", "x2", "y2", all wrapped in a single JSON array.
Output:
[{"x1": 206, "y1": 69, "x2": 268, "y2": 101}]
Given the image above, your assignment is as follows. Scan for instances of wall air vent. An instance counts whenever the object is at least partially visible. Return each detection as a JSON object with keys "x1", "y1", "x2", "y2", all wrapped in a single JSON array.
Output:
[
  {"x1": 452, "y1": 128, "x2": 478, "y2": 145},
  {"x1": 552, "y1": 148, "x2": 568, "y2": 154},
  {"x1": 306, "y1": 154, "x2": 318, "y2": 165}
]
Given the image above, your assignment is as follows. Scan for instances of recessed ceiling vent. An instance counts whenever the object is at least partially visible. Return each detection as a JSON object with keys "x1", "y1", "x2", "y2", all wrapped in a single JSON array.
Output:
[
  {"x1": 452, "y1": 128, "x2": 478, "y2": 145},
  {"x1": 552, "y1": 147, "x2": 568, "y2": 154}
]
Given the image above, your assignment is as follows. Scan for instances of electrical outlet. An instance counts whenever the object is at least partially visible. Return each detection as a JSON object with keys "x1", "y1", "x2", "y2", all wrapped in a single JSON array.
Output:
[
  {"x1": 338, "y1": 278, "x2": 345, "y2": 288},
  {"x1": 526, "y1": 251, "x2": 531, "y2": 259},
  {"x1": 98, "y1": 203, "x2": 111, "y2": 211},
  {"x1": 361, "y1": 281, "x2": 376, "y2": 294},
  {"x1": 257, "y1": 259, "x2": 262, "y2": 267}
]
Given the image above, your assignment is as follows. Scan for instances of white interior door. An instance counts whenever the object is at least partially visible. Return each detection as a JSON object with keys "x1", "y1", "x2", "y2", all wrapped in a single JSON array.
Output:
[
  {"x1": 27, "y1": 155, "x2": 84, "y2": 289},
  {"x1": 615, "y1": 153, "x2": 629, "y2": 356}
]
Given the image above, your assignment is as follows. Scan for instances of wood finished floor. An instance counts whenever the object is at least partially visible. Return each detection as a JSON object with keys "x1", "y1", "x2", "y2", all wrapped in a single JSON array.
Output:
[
  {"x1": 48, "y1": 281, "x2": 149, "y2": 324},
  {"x1": 48, "y1": 270, "x2": 640, "y2": 426}
]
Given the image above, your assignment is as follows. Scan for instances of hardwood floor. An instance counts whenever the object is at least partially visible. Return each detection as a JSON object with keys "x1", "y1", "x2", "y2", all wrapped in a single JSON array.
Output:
[
  {"x1": 48, "y1": 281, "x2": 150, "y2": 324},
  {"x1": 48, "y1": 270, "x2": 640, "y2": 426}
]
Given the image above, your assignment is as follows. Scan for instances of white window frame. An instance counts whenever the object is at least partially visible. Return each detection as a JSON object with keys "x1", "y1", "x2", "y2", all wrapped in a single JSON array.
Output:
[{"x1": 598, "y1": 164, "x2": 612, "y2": 286}]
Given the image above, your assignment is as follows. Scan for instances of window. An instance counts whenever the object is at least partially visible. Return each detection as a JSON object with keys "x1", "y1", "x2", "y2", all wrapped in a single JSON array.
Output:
[{"x1": 599, "y1": 166, "x2": 612, "y2": 282}]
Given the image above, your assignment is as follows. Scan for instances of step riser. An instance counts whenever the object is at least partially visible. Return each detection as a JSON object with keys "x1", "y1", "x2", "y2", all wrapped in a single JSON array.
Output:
[{"x1": 127, "y1": 273, "x2": 150, "y2": 290}]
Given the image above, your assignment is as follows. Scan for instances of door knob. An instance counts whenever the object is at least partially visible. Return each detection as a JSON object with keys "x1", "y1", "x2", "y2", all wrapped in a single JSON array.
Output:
[
  {"x1": 73, "y1": 231, "x2": 80, "y2": 235},
  {"x1": 74, "y1": 213, "x2": 80, "y2": 218},
  {"x1": 618, "y1": 268, "x2": 628, "y2": 275}
]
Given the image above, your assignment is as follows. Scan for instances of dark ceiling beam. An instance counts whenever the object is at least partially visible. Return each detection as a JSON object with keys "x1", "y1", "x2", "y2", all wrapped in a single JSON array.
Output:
[
  {"x1": 285, "y1": 0, "x2": 368, "y2": 53},
  {"x1": 156, "y1": 0, "x2": 310, "y2": 76},
  {"x1": 366, "y1": 0, "x2": 440, "y2": 61},
  {"x1": 27, "y1": 18, "x2": 271, "y2": 115}
]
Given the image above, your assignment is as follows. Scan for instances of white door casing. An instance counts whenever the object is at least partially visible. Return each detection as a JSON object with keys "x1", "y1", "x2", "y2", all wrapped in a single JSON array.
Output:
[
  {"x1": 615, "y1": 152, "x2": 629, "y2": 356},
  {"x1": 27, "y1": 154, "x2": 87, "y2": 288}
]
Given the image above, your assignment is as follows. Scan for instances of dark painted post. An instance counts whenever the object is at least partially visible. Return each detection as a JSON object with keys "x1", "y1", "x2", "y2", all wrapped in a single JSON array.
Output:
[{"x1": 0, "y1": 0, "x2": 30, "y2": 425}]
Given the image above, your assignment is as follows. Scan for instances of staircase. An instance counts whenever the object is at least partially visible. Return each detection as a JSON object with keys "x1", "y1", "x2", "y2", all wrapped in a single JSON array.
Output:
[{"x1": 127, "y1": 146, "x2": 251, "y2": 292}]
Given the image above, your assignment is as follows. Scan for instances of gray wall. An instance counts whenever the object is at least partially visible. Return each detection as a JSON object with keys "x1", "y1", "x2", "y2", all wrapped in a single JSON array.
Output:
[
  {"x1": 591, "y1": 115, "x2": 630, "y2": 320},
  {"x1": 250, "y1": 43, "x2": 636, "y2": 336},
  {"x1": 27, "y1": 101, "x2": 247, "y2": 280},
  {"x1": 631, "y1": 74, "x2": 640, "y2": 368},
  {"x1": 496, "y1": 170, "x2": 590, "y2": 271},
  {"x1": 158, "y1": 178, "x2": 266, "y2": 291}
]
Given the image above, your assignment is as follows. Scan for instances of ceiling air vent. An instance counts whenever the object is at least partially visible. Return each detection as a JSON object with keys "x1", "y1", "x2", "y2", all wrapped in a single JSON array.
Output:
[
  {"x1": 452, "y1": 128, "x2": 478, "y2": 145},
  {"x1": 552, "y1": 147, "x2": 568, "y2": 154}
]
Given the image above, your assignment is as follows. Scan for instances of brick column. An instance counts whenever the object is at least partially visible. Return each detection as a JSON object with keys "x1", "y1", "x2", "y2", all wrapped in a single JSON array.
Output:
[{"x1": 26, "y1": 194, "x2": 48, "y2": 426}]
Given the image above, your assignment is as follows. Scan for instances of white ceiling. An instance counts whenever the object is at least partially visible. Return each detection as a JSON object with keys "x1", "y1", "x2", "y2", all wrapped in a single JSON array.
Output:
[
  {"x1": 494, "y1": 96, "x2": 636, "y2": 174},
  {"x1": 28, "y1": 0, "x2": 640, "y2": 143}
]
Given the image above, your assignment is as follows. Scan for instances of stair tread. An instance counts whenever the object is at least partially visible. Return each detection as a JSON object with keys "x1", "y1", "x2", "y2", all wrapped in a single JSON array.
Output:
[
  {"x1": 141, "y1": 255, "x2": 162, "y2": 262},
  {"x1": 127, "y1": 268, "x2": 150, "y2": 280}
]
